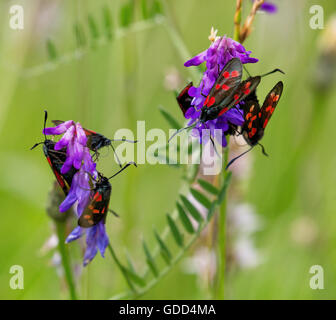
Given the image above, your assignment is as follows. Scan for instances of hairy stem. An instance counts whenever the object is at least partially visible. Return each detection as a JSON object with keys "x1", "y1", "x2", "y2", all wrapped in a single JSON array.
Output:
[
  {"x1": 55, "y1": 222, "x2": 78, "y2": 300},
  {"x1": 215, "y1": 148, "x2": 229, "y2": 299}
]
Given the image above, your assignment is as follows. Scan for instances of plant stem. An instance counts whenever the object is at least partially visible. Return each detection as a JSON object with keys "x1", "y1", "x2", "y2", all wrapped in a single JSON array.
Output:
[
  {"x1": 55, "y1": 222, "x2": 77, "y2": 300},
  {"x1": 215, "y1": 147, "x2": 229, "y2": 299},
  {"x1": 107, "y1": 243, "x2": 136, "y2": 293},
  {"x1": 234, "y1": 0, "x2": 242, "y2": 42}
]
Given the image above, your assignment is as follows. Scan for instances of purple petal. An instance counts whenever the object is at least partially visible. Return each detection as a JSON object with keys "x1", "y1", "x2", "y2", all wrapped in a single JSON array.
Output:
[
  {"x1": 260, "y1": 2, "x2": 277, "y2": 13},
  {"x1": 184, "y1": 50, "x2": 207, "y2": 67},
  {"x1": 97, "y1": 223, "x2": 109, "y2": 257},
  {"x1": 54, "y1": 126, "x2": 75, "y2": 150},
  {"x1": 66, "y1": 226, "x2": 84, "y2": 243},
  {"x1": 76, "y1": 123, "x2": 88, "y2": 146},
  {"x1": 43, "y1": 120, "x2": 74, "y2": 136}
]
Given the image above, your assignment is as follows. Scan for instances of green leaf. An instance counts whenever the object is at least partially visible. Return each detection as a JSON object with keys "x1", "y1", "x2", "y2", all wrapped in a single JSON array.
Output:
[
  {"x1": 124, "y1": 268, "x2": 146, "y2": 287},
  {"x1": 120, "y1": 0, "x2": 134, "y2": 28},
  {"x1": 217, "y1": 172, "x2": 232, "y2": 204},
  {"x1": 102, "y1": 5, "x2": 113, "y2": 40},
  {"x1": 88, "y1": 14, "x2": 99, "y2": 39},
  {"x1": 176, "y1": 202, "x2": 194, "y2": 234},
  {"x1": 46, "y1": 39, "x2": 58, "y2": 60},
  {"x1": 190, "y1": 188, "x2": 212, "y2": 209},
  {"x1": 166, "y1": 214, "x2": 183, "y2": 247},
  {"x1": 142, "y1": 240, "x2": 158, "y2": 277},
  {"x1": 198, "y1": 179, "x2": 219, "y2": 195},
  {"x1": 180, "y1": 195, "x2": 203, "y2": 223},
  {"x1": 158, "y1": 105, "x2": 182, "y2": 130},
  {"x1": 74, "y1": 23, "x2": 86, "y2": 47},
  {"x1": 153, "y1": 229, "x2": 172, "y2": 264}
]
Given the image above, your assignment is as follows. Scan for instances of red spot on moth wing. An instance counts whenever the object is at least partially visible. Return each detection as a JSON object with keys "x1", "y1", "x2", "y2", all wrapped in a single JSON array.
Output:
[
  {"x1": 231, "y1": 70, "x2": 239, "y2": 77},
  {"x1": 266, "y1": 105, "x2": 272, "y2": 112},
  {"x1": 234, "y1": 94, "x2": 239, "y2": 101},
  {"x1": 222, "y1": 84, "x2": 230, "y2": 91},
  {"x1": 93, "y1": 209, "x2": 100, "y2": 214},
  {"x1": 245, "y1": 82, "x2": 251, "y2": 88},
  {"x1": 223, "y1": 71, "x2": 230, "y2": 79},
  {"x1": 273, "y1": 94, "x2": 280, "y2": 102},
  {"x1": 249, "y1": 128, "x2": 257, "y2": 138},
  {"x1": 93, "y1": 193, "x2": 102, "y2": 202},
  {"x1": 203, "y1": 96, "x2": 210, "y2": 106},
  {"x1": 263, "y1": 119, "x2": 269, "y2": 128},
  {"x1": 215, "y1": 84, "x2": 221, "y2": 90},
  {"x1": 101, "y1": 207, "x2": 106, "y2": 214},
  {"x1": 218, "y1": 107, "x2": 229, "y2": 117},
  {"x1": 207, "y1": 97, "x2": 216, "y2": 107},
  {"x1": 251, "y1": 115, "x2": 257, "y2": 121},
  {"x1": 244, "y1": 89, "x2": 250, "y2": 95}
]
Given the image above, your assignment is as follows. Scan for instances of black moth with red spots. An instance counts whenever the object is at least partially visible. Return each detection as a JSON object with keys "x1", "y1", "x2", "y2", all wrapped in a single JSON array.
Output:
[
  {"x1": 31, "y1": 112, "x2": 78, "y2": 196},
  {"x1": 241, "y1": 81, "x2": 283, "y2": 146},
  {"x1": 199, "y1": 58, "x2": 261, "y2": 122},
  {"x1": 78, "y1": 175, "x2": 111, "y2": 228}
]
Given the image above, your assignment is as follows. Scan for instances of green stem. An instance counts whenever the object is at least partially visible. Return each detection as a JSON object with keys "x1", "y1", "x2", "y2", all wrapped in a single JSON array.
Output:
[
  {"x1": 215, "y1": 147, "x2": 229, "y2": 299},
  {"x1": 55, "y1": 222, "x2": 77, "y2": 300},
  {"x1": 107, "y1": 243, "x2": 137, "y2": 293}
]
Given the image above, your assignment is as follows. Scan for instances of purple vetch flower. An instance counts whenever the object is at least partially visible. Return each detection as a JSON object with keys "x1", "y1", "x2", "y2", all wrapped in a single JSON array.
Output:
[
  {"x1": 252, "y1": 0, "x2": 277, "y2": 14},
  {"x1": 43, "y1": 121, "x2": 88, "y2": 174},
  {"x1": 66, "y1": 222, "x2": 109, "y2": 266},
  {"x1": 184, "y1": 33, "x2": 258, "y2": 146}
]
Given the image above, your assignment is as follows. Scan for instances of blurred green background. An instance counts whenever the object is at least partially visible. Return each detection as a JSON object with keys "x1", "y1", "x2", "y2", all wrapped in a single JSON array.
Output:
[{"x1": 0, "y1": 0, "x2": 336, "y2": 299}]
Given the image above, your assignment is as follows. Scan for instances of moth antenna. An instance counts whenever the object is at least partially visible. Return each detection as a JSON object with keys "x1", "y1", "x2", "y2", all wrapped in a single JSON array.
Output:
[
  {"x1": 43, "y1": 110, "x2": 48, "y2": 141},
  {"x1": 110, "y1": 144, "x2": 122, "y2": 168},
  {"x1": 108, "y1": 209, "x2": 119, "y2": 218},
  {"x1": 108, "y1": 161, "x2": 137, "y2": 180},
  {"x1": 30, "y1": 142, "x2": 44, "y2": 150},
  {"x1": 260, "y1": 68, "x2": 285, "y2": 78},
  {"x1": 226, "y1": 147, "x2": 253, "y2": 170},
  {"x1": 258, "y1": 143, "x2": 269, "y2": 156},
  {"x1": 243, "y1": 65, "x2": 251, "y2": 78},
  {"x1": 110, "y1": 138, "x2": 138, "y2": 143},
  {"x1": 168, "y1": 124, "x2": 196, "y2": 143}
]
